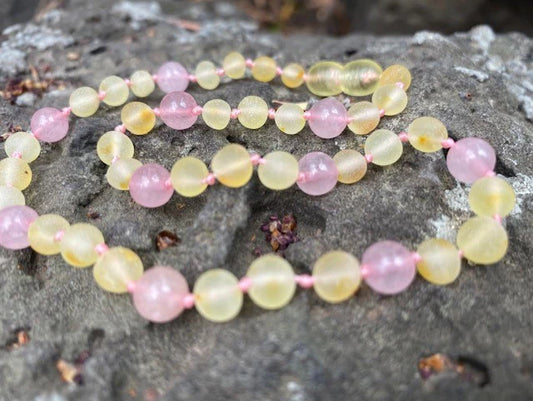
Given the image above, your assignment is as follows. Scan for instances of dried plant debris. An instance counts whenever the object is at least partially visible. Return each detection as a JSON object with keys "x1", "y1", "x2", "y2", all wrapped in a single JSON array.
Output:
[
  {"x1": 0, "y1": 65, "x2": 53, "y2": 103},
  {"x1": 156, "y1": 230, "x2": 181, "y2": 251},
  {"x1": 419, "y1": 353, "x2": 490, "y2": 387},
  {"x1": 260, "y1": 214, "x2": 299, "y2": 252},
  {"x1": 4, "y1": 329, "x2": 30, "y2": 350}
]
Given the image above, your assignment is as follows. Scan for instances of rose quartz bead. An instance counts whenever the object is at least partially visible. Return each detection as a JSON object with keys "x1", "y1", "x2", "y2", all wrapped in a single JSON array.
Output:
[
  {"x1": 132, "y1": 266, "x2": 189, "y2": 323},
  {"x1": 159, "y1": 92, "x2": 198, "y2": 130},
  {"x1": 362, "y1": 241, "x2": 416, "y2": 295},
  {"x1": 156, "y1": 62, "x2": 189, "y2": 93},
  {"x1": 129, "y1": 164, "x2": 173, "y2": 208},
  {"x1": 297, "y1": 152, "x2": 338, "y2": 196},
  {"x1": 0, "y1": 205, "x2": 38, "y2": 249},
  {"x1": 308, "y1": 98, "x2": 347, "y2": 139},
  {"x1": 446, "y1": 137, "x2": 496, "y2": 184},
  {"x1": 30, "y1": 107, "x2": 69, "y2": 143}
]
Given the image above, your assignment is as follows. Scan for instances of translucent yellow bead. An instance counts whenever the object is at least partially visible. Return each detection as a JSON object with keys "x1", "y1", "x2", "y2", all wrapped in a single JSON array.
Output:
[
  {"x1": 305, "y1": 61, "x2": 343, "y2": 96},
  {"x1": 28, "y1": 214, "x2": 70, "y2": 255},
  {"x1": 274, "y1": 104, "x2": 305, "y2": 135},
  {"x1": 257, "y1": 151, "x2": 299, "y2": 190},
  {"x1": 130, "y1": 70, "x2": 155, "y2": 98},
  {"x1": 247, "y1": 254, "x2": 296, "y2": 310},
  {"x1": 0, "y1": 185, "x2": 25, "y2": 209},
  {"x1": 60, "y1": 223, "x2": 105, "y2": 268},
  {"x1": 378, "y1": 65, "x2": 412, "y2": 90},
  {"x1": 372, "y1": 84, "x2": 408, "y2": 116},
  {"x1": 456, "y1": 216, "x2": 508, "y2": 265},
  {"x1": 469, "y1": 177, "x2": 516, "y2": 217},
  {"x1": 93, "y1": 247, "x2": 144, "y2": 293},
  {"x1": 211, "y1": 144, "x2": 253, "y2": 188},
  {"x1": 121, "y1": 102, "x2": 156, "y2": 135},
  {"x1": 0, "y1": 157, "x2": 32, "y2": 190},
  {"x1": 99, "y1": 76, "x2": 129, "y2": 106},
  {"x1": 416, "y1": 238, "x2": 461, "y2": 285},
  {"x1": 407, "y1": 116, "x2": 448, "y2": 152},
  {"x1": 312, "y1": 250, "x2": 361, "y2": 303},
  {"x1": 281, "y1": 63, "x2": 305, "y2": 88},
  {"x1": 223, "y1": 52, "x2": 246, "y2": 79},
  {"x1": 96, "y1": 131, "x2": 134, "y2": 166},
  {"x1": 341, "y1": 59, "x2": 383, "y2": 96},
  {"x1": 106, "y1": 158, "x2": 142, "y2": 190},
  {"x1": 69, "y1": 87, "x2": 100, "y2": 117},
  {"x1": 364, "y1": 129, "x2": 403, "y2": 166},
  {"x1": 193, "y1": 269, "x2": 243, "y2": 322},
  {"x1": 170, "y1": 156, "x2": 209, "y2": 197},
  {"x1": 347, "y1": 101, "x2": 381, "y2": 135},
  {"x1": 202, "y1": 99, "x2": 231, "y2": 130},
  {"x1": 195, "y1": 61, "x2": 220, "y2": 90},
  {"x1": 252, "y1": 56, "x2": 277, "y2": 82},
  {"x1": 333, "y1": 149, "x2": 367, "y2": 184},
  {"x1": 5, "y1": 132, "x2": 41, "y2": 162},
  {"x1": 237, "y1": 96, "x2": 268, "y2": 129}
]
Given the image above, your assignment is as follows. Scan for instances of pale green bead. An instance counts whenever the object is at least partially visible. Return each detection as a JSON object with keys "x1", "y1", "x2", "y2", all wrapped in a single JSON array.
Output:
[
  {"x1": 281, "y1": 63, "x2": 305, "y2": 88},
  {"x1": 60, "y1": 223, "x2": 105, "y2": 268},
  {"x1": 252, "y1": 56, "x2": 277, "y2": 82},
  {"x1": 93, "y1": 247, "x2": 144, "y2": 293},
  {"x1": 417, "y1": 238, "x2": 461, "y2": 285},
  {"x1": 274, "y1": 104, "x2": 305, "y2": 135},
  {"x1": 106, "y1": 158, "x2": 142, "y2": 190},
  {"x1": 347, "y1": 101, "x2": 380, "y2": 136},
  {"x1": 333, "y1": 149, "x2": 367, "y2": 184},
  {"x1": 378, "y1": 65, "x2": 412, "y2": 90},
  {"x1": 5, "y1": 132, "x2": 41, "y2": 162},
  {"x1": 170, "y1": 157, "x2": 209, "y2": 197},
  {"x1": 372, "y1": 84, "x2": 408, "y2": 116},
  {"x1": 28, "y1": 214, "x2": 70, "y2": 255},
  {"x1": 407, "y1": 117, "x2": 448, "y2": 152},
  {"x1": 0, "y1": 185, "x2": 25, "y2": 209},
  {"x1": 456, "y1": 216, "x2": 508, "y2": 265},
  {"x1": 69, "y1": 87, "x2": 100, "y2": 117},
  {"x1": 469, "y1": 177, "x2": 516, "y2": 217},
  {"x1": 312, "y1": 250, "x2": 361, "y2": 303},
  {"x1": 0, "y1": 157, "x2": 32, "y2": 190},
  {"x1": 121, "y1": 102, "x2": 156, "y2": 135},
  {"x1": 202, "y1": 99, "x2": 231, "y2": 130},
  {"x1": 97, "y1": 131, "x2": 134, "y2": 166},
  {"x1": 223, "y1": 52, "x2": 246, "y2": 79},
  {"x1": 211, "y1": 144, "x2": 253, "y2": 188},
  {"x1": 306, "y1": 61, "x2": 343, "y2": 96},
  {"x1": 130, "y1": 70, "x2": 155, "y2": 98},
  {"x1": 237, "y1": 96, "x2": 268, "y2": 129},
  {"x1": 364, "y1": 129, "x2": 403, "y2": 166},
  {"x1": 257, "y1": 151, "x2": 299, "y2": 190},
  {"x1": 195, "y1": 61, "x2": 220, "y2": 90},
  {"x1": 99, "y1": 76, "x2": 129, "y2": 106},
  {"x1": 341, "y1": 59, "x2": 383, "y2": 96}
]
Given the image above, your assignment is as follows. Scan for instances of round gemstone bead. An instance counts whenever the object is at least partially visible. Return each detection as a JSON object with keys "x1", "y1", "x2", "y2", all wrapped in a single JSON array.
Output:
[
  {"x1": 0, "y1": 205, "x2": 38, "y2": 250},
  {"x1": 341, "y1": 59, "x2": 383, "y2": 96},
  {"x1": 93, "y1": 247, "x2": 144, "y2": 293},
  {"x1": 364, "y1": 129, "x2": 403, "y2": 166},
  {"x1": 251, "y1": 56, "x2": 277, "y2": 82},
  {"x1": 372, "y1": 84, "x2": 408, "y2": 116},
  {"x1": 159, "y1": 92, "x2": 198, "y2": 130},
  {"x1": 456, "y1": 216, "x2": 508, "y2": 264},
  {"x1": 469, "y1": 176, "x2": 516, "y2": 217},
  {"x1": 69, "y1": 87, "x2": 100, "y2": 117},
  {"x1": 28, "y1": 214, "x2": 69, "y2": 255},
  {"x1": 305, "y1": 61, "x2": 343, "y2": 96},
  {"x1": 308, "y1": 97, "x2": 348, "y2": 139},
  {"x1": 121, "y1": 102, "x2": 156, "y2": 135},
  {"x1": 106, "y1": 158, "x2": 142, "y2": 190},
  {"x1": 312, "y1": 250, "x2": 361, "y2": 303},
  {"x1": 0, "y1": 157, "x2": 32, "y2": 190},
  {"x1": 378, "y1": 65, "x2": 412, "y2": 90},
  {"x1": 416, "y1": 238, "x2": 461, "y2": 285},
  {"x1": 130, "y1": 70, "x2": 155, "y2": 98},
  {"x1": 195, "y1": 60, "x2": 220, "y2": 90},
  {"x1": 211, "y1": 144, "x2": 253, "y2": 188},
  {"x1": 257, "y1": 151, "x2": 299, "y2": 190},
  {"x1": 237, "y1": 96, "x2": 268, "y2": 129},
  {"x1": 223, "y1": 52, "x2": 246, "y2": 79},
  {"x1": 60, "y1": 223, "x2": 104, "y2": 268},
  {"x1": 30, "y1": 107, "x2": 69, "y2": 143},
  {"x1": 297, "y1": 152, "x2": 338, "y2": 196},
  {"x1": 99, "y1": 76, "x2": 129, "y2": 106},
  {"x1": 96, "y1": 131, "x2": 134, "y2": 165},
  {"x1": 4, "y1": 132, "x2": 41, "y2": 163},
  {"x1": 446, "y1": 138, "x2": 496, "y2": 184},
  {"x1": 170, "y1": 157, "x2": 209, "y2": 197},
  {"x1": 0, "y1": 185, "x2": 25, "y2": 209},
  {"x1": 133, "y1": 266, "x2": 189, "y2": 323},
  {"x1": 281, "y1": 63, "x2": 305, "y2": 88},
  {"x1": 247, "y1": 254, "x2": 296, "y2": 310},
  {"x1": 347, "y1": 101, "x2": 380, "y2": 136},
  {"x1": 156, "y1": 62, "x2": 189, "y2": 93},
  {"x1": 129, "y1": 164, "x2": 173, "y2": 208},
  {"x1": 202, "y1": 99, "x2": 231, "y2": 130},
  {"x1": 193, "y1": 269, "x2": 242, "y2": 322},
  {"x1": 274, "y1": 104, "x2": 305, "y2": 135},
  {"x1": 407, "y1": 116, "x2": 448, "y2": 152},
  {"x1": 333, "y1": 149, "x2": 367, "y2": 184}
]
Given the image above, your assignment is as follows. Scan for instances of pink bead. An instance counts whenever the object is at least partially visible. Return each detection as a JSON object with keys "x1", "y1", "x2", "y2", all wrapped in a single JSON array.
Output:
[
  {"x1": 307, "y1": 98, "x2": 347, "y2": 139},
  {"x1": 129, "y1": 164, "x2": 173, "y2": 208},
  {"x1": 362, "y1": 241, "x2": 416, "y2": 295},
  {"x1": 0, "y1": 206, "x2": 38, "y2": 250},
  {"x1": 132, "y1": 266, "x2": 189, "y2": 323},
  {"x1": 446, "y1": 137, "x2": 496, "y2": 184},
  {"x1": 156, "y1": 62, "x2": 189, "y2": 93},
  {"x1": 30, "y1": 107, "x2": 69, "y2": 143},
  {"x1": 159, "y1": 91, "x2": 198, "y2": 130},
  {"x1": 297, "y1": 152, "x2": 338, "y2": 196}
]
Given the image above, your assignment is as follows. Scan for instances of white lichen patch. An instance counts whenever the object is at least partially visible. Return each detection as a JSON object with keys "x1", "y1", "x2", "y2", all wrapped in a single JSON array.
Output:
[
  {"x1": 112, "y1": 1, "x2": 162, "y2": 30},
  {"x1": 444, "y1": 183, "x2": 470, "y2": 213},
  {"x1": 508, "y1": 173, "x2": 533, "y2": 216},
  {"x1": 454, "y1": 66, "x2": 489, "y2": 82},
  {"x1": 427, "y1": 214, "x2": 458, "y2": 242}
]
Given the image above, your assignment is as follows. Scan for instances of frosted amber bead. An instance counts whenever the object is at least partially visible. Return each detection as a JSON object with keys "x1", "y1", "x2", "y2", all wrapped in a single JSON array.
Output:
[
  {"x1": 372, "y1": 84, "x2": 408, "y2": 116},
  {"x1": 364, "y1": 129, "x2": 403, "y2": 166},
  {"x1": 252, "y1": 56, "x2": 277, "y2": 82},
  {"x1": 312, "y1": 250, "x2": 361, "y2": 303},
  {"x1": 347, "y1": 101, "x2": 380, "y2": 135},
  {"x1": 99, "y1": 76, "x2": 129, "y2": 106},
  {"x1": 274, "y1": 104, "x2": 305, "y2": 135},
  {"x1": 69, "y1": 87, "x2": 100, "y2": 118},
  {"x1": 223, "y1": 52, "x2": 246, "y2": 79},
  {"x1": 60, "y1": 223, "x2": 105, "y2": 268},
  {"x1": 202, "y1": 99, "x2": 231, "y2": 130},
  {"x1": 456, "y1": 216, "x2": 508, "y2": 265},
  {"x1": 341, "y1": 59, "x2": 383, "y2": 96},
  {"x1": 378, "y1": 65, "x2": 412, "y2": 90},
  {"x1": 28, "y1": 214, "x2": 70, "y2": 255},
  {"x1": 130, "y1": 70, "x2": 155, "y2": 98},
  {"x1": 93, "y1": 247, "x2": 144, "y2": 293},
  {"x1": 281, "y1": 63, "x2": 305, "y2": 88},
  {"x1": 417, "y1": 238, "x2": 461, "y2": 285},
  {"x1": 5, "y1": 132, "x2": 41, "y2": 162},
  {"x1": 195, "y1": 61, "x2": 220, "y2": 90},
  {"x1": 237, "y1": 96, "x2": 268, "y2": 129},
  {"x1": 469, "y1": 177, "x2": 516, "y2": 217},
  {"x1": 333, "y1": 149, "x2": 367, "y2": 184},
  {"x1": 306, "y1": 61, "x2": 343, "y2": 96},
  {"x1": 106, "y1": 158, "x2": 142, "y2": 190},
  {"x1": 0, "y1": 185, "x2": 25, "y2": 209},
  {"x1": 121, "y1": 102, "x2": 156, "y2": 135},
  {"x1": 247, "y1": 254, "x2": 296, "y2": 310},
  {"x1": 407, "y1": 117, "x2": 448, "y2": 152},
  {"x1": 257, "y1": 151, "x2": 299, "y2": 190},
  {"x1": 193, "y1": 269, "x2": 243, "y2": 322},
  {"x1": 211, "y1": 144, "x2": 253, "y2": 188},
  {"x1": 97, "y1": 131, "x2": 134, "y2": 165},
  {"x1": 170, "y1": 156, "x2": 209, "y2": 197},
  {"x1": 0, "y1": 158, "x2": 32, "y2": 190}
]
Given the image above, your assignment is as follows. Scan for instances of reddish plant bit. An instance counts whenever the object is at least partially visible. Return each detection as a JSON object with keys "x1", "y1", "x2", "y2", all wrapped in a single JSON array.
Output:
[
  {"x1": 418, "y1": 353, "x2": 490, "y2": 387},
  {"x1": 57, "y1": 359, "x2": 83, "y2": 385},
  {"x1": 260, "y1": 214, "x2": 298, "y2": 252},
  {"x1": 5, "y1": 329, "x2": 30, "y2": 350},
  {"x1": 87, "y1": 210, "x2": 100, "y2": 219},
  {"x1": 156, "y1": 230, "x2": 181, "y2": 251}
]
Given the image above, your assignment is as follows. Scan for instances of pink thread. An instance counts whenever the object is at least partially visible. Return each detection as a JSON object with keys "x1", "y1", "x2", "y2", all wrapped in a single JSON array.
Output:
[
  {"x1": 164, "y1": 178, "x2": 173, "y2": 189},
  {"x1": 493, "y1": 214, "x2": 502, "y2": 224},
  {"x1": 5, "y1": 183, "x2": 13, "y2": 188},
  {"x1": 458, "y1": 250, "x2": 464, "y2": 259},
  {"x1": 398, "y1": 131, "x2": 409, "y2": 143},
  {"x1": 395, "y1": 82, "x2": 405, "y2": 89},
  {"x1": 216, "y1": 67, "x2": 225, "y2": 77},
  {"x1": 378, "y1": 109, "x2": 385, "y2": 117},
  {"x1": 360, "y1": 264, "x2": 370, "y2": 278},
  {"x1": 302, "y1": 73, "x2": 309, "y2": 82},
  {"x1": 268, "y1": 108, "x2": 276, "y2": 119},
  {"x1": 188, "y1": 74, "x2": 197, "y2": 83},
  {"x1": 152, "y1": 74, "x2": 158, "y2": 83},
  {"x1": 192, "y1": 105, "x2": 203, "y2": 116},
  {"x1": 238, "y1": 277, "x2": 252, "y2": 293},
  {"x1": 152, "y1": 107, "x2": 161, "y2": 117},
  {"x1": 61, "y1": 107, "x2": 72, "y2": 117},
  {"x1": 111, "y1": 155, "x2": 120, "y2": 164},
  {"x1": 250, "y1": 154, "x2": 265, "y2": 165},
  {"x1": 303, "y1": 111, "x2": 311, "y2": 120},
  {"x1": 365, "y1": 154, "x2": 374, "y2": 164},
  {"x1": 114, "y1": 124, "x2": 126, "y2": 133},
  {"x1": 245, "y1": 58, "x2": 254, "y2": 68},
  {"x1": 297, "y1": 172, "x2": 306, "y2": 183},
  {"x1": 11, "y1": 151, "x2": 22, "y2": 159},
  {"x1": 276, "y1": 66, "x2": 283, "y2": 76},
  {"x1": 411, "y1": 252, "x2": 422, "y2": 264},
  {"x1": 230, "y1": 108, "x2": 241, "y2": 119},
  {"x1": 485, "y1": 170, "x2": 496, "y2": 177},
  {"x1": 124, "y1": 78, "x2": 132, "y2": 87},
  {"x1": 295, "y1": 274, "x2": 314, "y2": 289},
  {"x1": 441, "y1": 138, "x2": 455, "y2": 148},
  {"x1": 127, "y1": 281, "x2": 137, "y2": 293},
  {"x1": 94, "y1": 243, "x2": 109, "y2": 256},
  {"x1": 345, "y1": 117, "x2": 354, "y2": 124},
  {"x1": 181, "y1": 294, "x2": 195, "y2": 309},
  {"x1": 54, "y1": 230, "x2": 64, "y2": 241},
  {"x1": 202, "y1": 173, "x2": 217, "y2": 186},
  {"x1": 98, "y1": 91, "x2": 107, "y2": 101}
]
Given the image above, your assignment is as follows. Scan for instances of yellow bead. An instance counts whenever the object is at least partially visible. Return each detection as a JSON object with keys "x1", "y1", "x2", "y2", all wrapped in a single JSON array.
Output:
[
  {"x1": 416, "y1": 238, "x2": 461, "y2": 285},
  {"x1": 97, "y1": 131, "x2": 134, "y2": 166},
  {"x1": 202, "y1": 99, "x2": 231, "y2": 130},
  {"x1": 193, "y1": 269, "x2": 243, "y2": 322},
  {"x1": 5, "y1": 132, "x2": 41, "y2": 162},
  {"x1": 247, "y1": 254, "x2": 296, "y2": 310},
  {"x1": 469, "y1": 177, "x2": 516, "y2": 217},
  {"x1": 237, "y1": 96, "x2": 268, "y2": 129},
  {"x1": 274, "y1": 104, "x2": 305, "y2": 135},
  {"x1": 257, "y1": 151, "x2": 299, "y2": 190},
  {"x1": 341, "y1": 59, "x2": 383, "y2": 96},
  {"x1": 456, "y1": 216, "x2": 508, "y2": 265},
  {"x1": 223, "y1": 52, "x2": 246, "y2": 79},
  {"x1": 305, "y1": 61, "x2": 343, "y2": 96},
  {"x1": 99, "y1": 76, "x2": 129, "y2": 106},
  {"x1": 69, "y1": 87, "x2": 100, "y2": 117},
  {"x1": 195, "y1": 61, "x2": 220, "y2": 90},
  {"x1": 312, "y1": 250, "x2": 361, "y2": 303},
  {"x1": 130, "y1": 70, "x2": 155, "y2": 98},
  {"x1": 28, "y1": 214, "x2": 70, "y2": 255},
  {"x1": 281, "y1": 63, "x2": 305, "y2": 88},
  {"x1": 372, "y1": 84, "x2": 408, "y2": 116},
  {"x1": 347, "y1": 101, "x2": 381, "y2": 135},
  {"x1": 60, "y1": 223, "x2": 105, "y2": 268},
  {"x1": 211, "y1": 144, "x2": 253, "y2": 188},
  {"x1": 170, "y1": 157, "x2": 209, "y2": 197},
  {"x1": 378, "y1": 65, "x2": 412, "y2": 90},
  {"x1": 364, "y1": 129, "x2": 403, "y2": 166},
  {"x1": 0, "y1": 185, "x2": 25, "y2": 209},
  {"x1": 0, "y1": 157, "x2": 32, "y2": 190},
  {"x1": 407, "y1": 116, "x2": 448, "y2": 152},
  {"x1": 333, "y1": 149, "x2": 367, "y2": 184},
  {"x1": 93, "y1": 247, "x2": 144, "y2": 293},
  {"x1": 106, "y1": 158, "x2": 142, "y2": 190},
  {"x1": 252, "y1": 56, "x2": 277, "y2": 82},
  {"x1": 121, "y1": 102, "x2": 156, "y2": 135}
]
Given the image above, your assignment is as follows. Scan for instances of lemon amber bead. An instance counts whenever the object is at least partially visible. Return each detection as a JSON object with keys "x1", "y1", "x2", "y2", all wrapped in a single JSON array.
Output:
[
  {"x1": 106, "y1": 158, "x2": 142, "y2": 190},
  {"x1": 341, "y1": 59, "x2": 383, "y2": 96},
  {"x1": 364, "y1": 129, "x2": 403, "y2": 166},
  {"x1": 407, "y1": 117, "x2": 448, "y2": 152},
  {"x1": 274, "y1": 104, "x2": 305, "y2": 135},
  {"x1": 130, "y1": 70, "x2": 155, "y2": 98},
  {"x1": 0, "y1": 185, "x2": 25, "y2": 209},
  {"x1": 237, "y1": 96, "x2": 268, "y2": 129},
  {"x1": 99, "y1": 76, "x2": 129, "y2": 106},
  {"x1": 333, "y1": 149, "x2": 367, "y2": 184},
  {"x1": 347, "y1": 101, "x2": 381, "y2": 135},
  {"x1": 416, "y1": 238, "x2": 461, "y2": 285},
  {"x1": 170, "y1": 157, "x2": 209, "y2": 197},
  {"x1": 469, "y1": 177, "x2": 516, "y2": 217},
  {"x1": 5, "y1": 132, "x2": 41, "y2": 162},
  {"x1": 211, "y1": 144, "x2": 253, "y2": 188},
  {"x1": 223, "y1": 52, "x2": 246, "y2": 79},
  {"x1": 456, "y1": 216, "x2": 508, "y2": 265},
  {"x1": 252, "y1": 56, "x2": 277, "y2": 82},
  {"x1": 60, "y1": 223, "x2": 105, "y2": 268},
  {"x1": 0, "y1": 158, "x2": 32, "y2": 190},
  {"x1": 378, "y1": 65, "x2": 412, "y2": 90},
  {"x1": 121, "y1": 102, "x2": 156, "y2": 135},
  {"x1": 372, "y1": 84, "x2": 408, "y2": 116},
  {"x1": 281, "y1": 63, "x2": 305, "y2": 88},
  {"x1": 28, "y1": 214, "x2": 70, "y2": 255},
  {"x1": 312, "y1": 250, "x2": 361, "y2": 303},
  {"x1": 93, "y1": 247, "x2": 144, "y2": 293},
  {"x1": 97, "y1": 131, "x2": 134, "y2": 165},
  {"x1": 202, "y1": 99, "x2": 231, "y2": 130},
  {"x1": 306, "y1": 61, "x2": 343, "y2": 96},
  {"x1": 195, "y1": 61, "x2": 220, "y2": 90},
  {"x1": 257, "y1": 151, "x2": 299, "y2": 190},
  {"x1": 69, "y1": 87, "x2": 100, "y2": 117}
]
